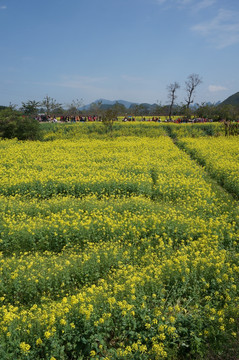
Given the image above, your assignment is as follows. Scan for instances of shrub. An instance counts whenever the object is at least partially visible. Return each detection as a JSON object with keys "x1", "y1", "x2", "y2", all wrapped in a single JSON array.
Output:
[{"x1": 0, "y1": 109, "x2": 41, "y2": 140}]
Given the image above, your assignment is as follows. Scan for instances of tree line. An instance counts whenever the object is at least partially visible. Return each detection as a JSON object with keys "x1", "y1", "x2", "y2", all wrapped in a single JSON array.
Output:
[
  {"x1": 0, "y1": 73, "x2": 239, "y2": 139},
  {"x1": 5, "y1": 74, "x2": 238, "y2": 122}
]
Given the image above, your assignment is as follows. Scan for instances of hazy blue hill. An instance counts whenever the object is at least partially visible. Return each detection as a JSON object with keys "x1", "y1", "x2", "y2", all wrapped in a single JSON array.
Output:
[
  {"x1": 80, "y1": 99, "x2": 137, "y2": 110},
  {"x1": 80, "y1": 96, "x2": 228, "y2": 112}
]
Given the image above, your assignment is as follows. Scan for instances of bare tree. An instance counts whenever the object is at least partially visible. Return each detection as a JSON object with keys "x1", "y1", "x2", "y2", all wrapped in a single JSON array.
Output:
[
  {"x1": 185, "y1": 74, "x2": 202, "y2": 108},
  {"x1": 167, "y1": 82, "x2": 180, "y2": 120}
]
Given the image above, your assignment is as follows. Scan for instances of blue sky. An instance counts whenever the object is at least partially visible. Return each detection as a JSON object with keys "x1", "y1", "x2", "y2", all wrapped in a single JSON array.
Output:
[{"x1": 0, "y1": 0, "x2": 239, "y2": 108}]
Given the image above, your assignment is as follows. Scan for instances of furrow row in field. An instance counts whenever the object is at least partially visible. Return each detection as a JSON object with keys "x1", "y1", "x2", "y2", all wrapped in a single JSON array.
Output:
[
  {"x1": 1, "y1": 235, "x2": 239, "y2": 359},
  {"x1": 0, "y1": 133, "x2": 238, "y2": 359},
  {"x1": 176, "y1": 137, "x2": 239, "y2": 199}
]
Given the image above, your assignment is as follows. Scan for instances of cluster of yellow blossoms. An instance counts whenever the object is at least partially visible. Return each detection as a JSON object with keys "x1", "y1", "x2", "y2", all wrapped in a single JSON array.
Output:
[
  {"x1": 0, "y1": 127, "x2": 238, "y2": 359},
  {"x1": 178, "y1": 136, "x2": 239, "y2": 198}
]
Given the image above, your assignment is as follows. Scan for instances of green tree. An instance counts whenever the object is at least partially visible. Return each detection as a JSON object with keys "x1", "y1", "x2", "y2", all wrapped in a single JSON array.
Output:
[
  {"x1": 216, "y1": 104, "x2": 239, "y2": 135},
  {"x1": 21, "y1": 100, "x2": 41, "y2": 116},
  {"x1": 130, "y1": 103, "x2": 148, "y2": 117},
  {"x1": 111, "y1": 102, "x2": 127, "y2": 116},
  {"x1": 88, "y1": 100, "x2": 103, "y2": 117},
  {"x1": 8, "y1": 102, "x2": 17, "y2": 110},
  {"x1": 217, "y1": 104, "x2": 238, "y2": 121},
  {"x1": 0, "y1": 109, "x2": 41, "y2": 140},
  {"x1": 179, "y1": 103, "x2": 192, "y2": 120},
  {"x1": 101, "y1": 108, "x2": 118, "y2": 134},
  {"x1": 195, "y1": 102, "x2": 214, "y2": 119},
  {"x1": 41, "y1": 95, "x2": 62, "y2": 115},
  {"x1": 152, "y1": 101, "x2": 163, "y2": 116}
]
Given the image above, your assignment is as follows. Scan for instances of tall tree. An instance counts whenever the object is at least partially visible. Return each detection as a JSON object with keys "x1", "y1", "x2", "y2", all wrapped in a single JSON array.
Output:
[
  {"x1": 167, "y1": 82, "x2": 180, "y2": 120},
  {"x1": 185, "y1": 74, "x2": 202, "y2": 109},
  {"x1": 101, "y1": 108, "x2": 118, "y2": 135},
  {"x1": 89, "y1": 100, "x2": 103, "y2": 116},
  {"x1": 152, "y1": 101, "x2": 163, "y2": 116},
  {"x1": 130, "y1": 103, "x2": 148, "y2": 117},
  {"x1": 21, "y1": 100, "x2": 40, "y2": 116},
  {"x1": 111, "y1": 102, "x2": 127, "y2": 116},
  {"x1": 66, "y1": 98, "x2": 84, "y2": 116},
  {"x1": 41, "y1": 95, "x2": 62, "y2": 115},
  {"x1": 196, "y1": 102, "x2": 216, "y2": 120}
]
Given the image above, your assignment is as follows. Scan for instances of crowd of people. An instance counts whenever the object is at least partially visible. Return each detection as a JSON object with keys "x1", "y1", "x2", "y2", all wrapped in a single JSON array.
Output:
[
  {"x1": 36, "y1": 115, "x2": 99, "y2": 122},
  {"x1": 36, "y1": 114, "x2": 214, "y2": 123}
]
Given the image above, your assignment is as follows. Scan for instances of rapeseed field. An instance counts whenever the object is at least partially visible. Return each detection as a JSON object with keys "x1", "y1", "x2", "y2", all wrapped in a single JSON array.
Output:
[
  {"x1": 0, "y1": 124, "x2": 238, "y2": 359},
  {"x1": 178, "y1": 136, "x2": 239, "y2": 198}
]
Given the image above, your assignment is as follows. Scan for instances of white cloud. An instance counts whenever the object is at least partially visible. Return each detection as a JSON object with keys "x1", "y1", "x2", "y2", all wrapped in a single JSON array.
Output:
[
  {"x1": 0, "y1": 5, "x2": 7, "y2": 9},
  {"x1": 179, "y1": 0, "x2": 193, "y2": 5},
  {"x1": 192, "y1": 8, "x2": 239, "y2": 48},
  {"x1": 209, "y1": 85, "x2": 228, "y2": 92},
  {"x1": 32, "y1": 75, "x2": 109, "y2": 93},
  {"x1": 121, "y1": 74, "x2": 145, "y2": 83},
  {"x1": 58, "y1": 75, "x2": 107, "y2": 88},
  {"x1": 156, "y1": 0, "x2": 215, "y2": 10},
  {"x1": 193, "y1": 0, "x2": 216, "y2": 11},
  {"x1": 156, "y1": 0, "x2": 191, "y2": 6}
]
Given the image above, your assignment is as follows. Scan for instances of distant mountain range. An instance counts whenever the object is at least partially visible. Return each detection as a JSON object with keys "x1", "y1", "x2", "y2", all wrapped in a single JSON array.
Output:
[
  {"x1": 0, "y1": 93, "x2": 238, "y2": 112},
  {"x1": 80, "y1": 99, "x2": 137, "y2": 110},
  {"x1": 80, "y1": 92, "x2": 239, "y2": 111}
]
